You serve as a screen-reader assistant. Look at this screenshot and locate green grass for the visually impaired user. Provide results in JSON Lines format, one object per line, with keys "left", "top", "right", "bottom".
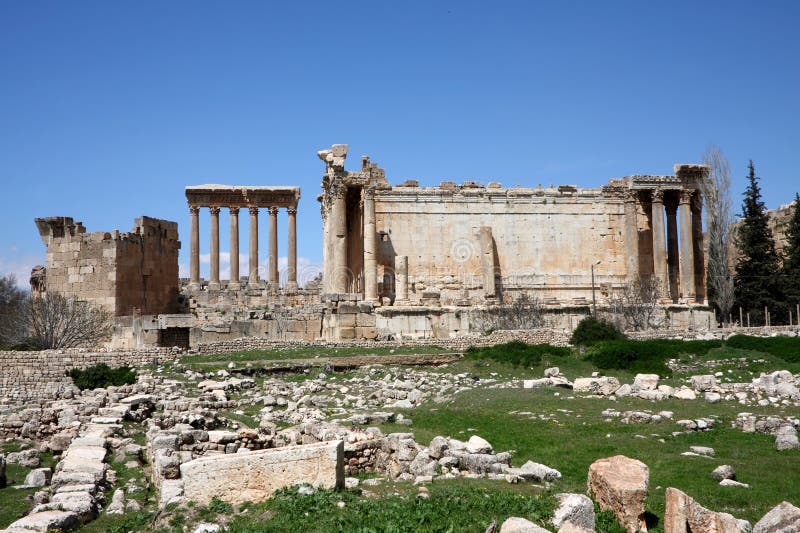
{"left": 378, "top": 385, "right": 798, "bottom": 526}
{"left": 224, "top": 481, "right": 554, "bottom": 532}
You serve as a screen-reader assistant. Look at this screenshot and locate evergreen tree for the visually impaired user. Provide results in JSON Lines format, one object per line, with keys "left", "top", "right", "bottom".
{"left": 733, "top": 161, "right": 784, "bottom": 325}
{"left": 780, "top": 193, "right": 800, "bottom": 310}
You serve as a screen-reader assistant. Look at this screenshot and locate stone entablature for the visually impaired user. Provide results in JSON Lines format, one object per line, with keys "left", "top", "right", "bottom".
{"left": 185, "top": 185, "right": 301, "bottom": 294}
{"left": 317, "top": 144, "right": 708, "bottom": 309}
{"left": 34, "top": 216, "right": 180, "bottom": 316}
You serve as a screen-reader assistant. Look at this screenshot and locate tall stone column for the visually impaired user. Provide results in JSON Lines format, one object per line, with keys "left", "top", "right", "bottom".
{"left": 286, "top": 206, "right": 298, "bottom": 294}
{"left": 651, "top": 190, "right": 668, "bottom": 299}
{"left": 666, "top": 198, "right": 679, "bottom": 302}
{"left": 248, "top": 206, "right": 259, "bottom": 288}
{"left": 395, "top": 255, "right": 409, "bottom": 305}
{"left": 330, "top": 184, "right": 348, "bottom": 293}
{"left": 229, "top": 207, "right": 240, "bottom": 290}
{"left": 623, "top": 190, "right": 640, "bottom": 279}
{"left": 268, "top": 206, "right": 279, "bottom": 293}
{"left": 208, "top": 206, "right": 220, "bottom": 290}
{"left": 363, "top": 189, "right": 378, "bottom": 303}
{"left": 678, "top": 190, "right": 696, "bottom": 303}
{"left": 189, "top": 205, "right": 200, "bottom": 289}
{"left": 691, "top": 193, "right": 705, "bottom": 304}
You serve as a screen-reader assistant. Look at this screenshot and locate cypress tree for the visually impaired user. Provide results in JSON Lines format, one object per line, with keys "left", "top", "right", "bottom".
{"left": 733, "top": 161, "right": 783, "bottom": 325}
{"left": 780, "top": 193, "right": 800, "bottom": 310}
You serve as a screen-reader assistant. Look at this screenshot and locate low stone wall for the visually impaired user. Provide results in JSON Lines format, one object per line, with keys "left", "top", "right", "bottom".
{"left": 0, "top": 349, "right": 179, "bottom": 407}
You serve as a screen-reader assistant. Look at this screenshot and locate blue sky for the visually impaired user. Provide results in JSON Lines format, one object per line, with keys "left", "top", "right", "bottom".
{"left": 1, "top": 1, "right": 798, "bottom": 286}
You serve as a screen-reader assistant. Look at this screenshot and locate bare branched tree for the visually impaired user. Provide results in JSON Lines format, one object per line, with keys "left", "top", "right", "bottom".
{"left": 28, "top": 293, "right": 113, "bottom": 349}
{"left": 607, "top": 275, "right": 662, "bottom": 331}
{"left": 701, "top": 145, "right": 735, "bottom": 324}
{"left": 470, "top": 293, "right": 544, "bottom": 333}
{"left": 0, "top": 274, "right": 28, "bottom": 345}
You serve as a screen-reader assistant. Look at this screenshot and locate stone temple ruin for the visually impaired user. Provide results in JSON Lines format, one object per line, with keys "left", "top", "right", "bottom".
{"left": 32, "top": 145, "right": 715, "bottom": 347}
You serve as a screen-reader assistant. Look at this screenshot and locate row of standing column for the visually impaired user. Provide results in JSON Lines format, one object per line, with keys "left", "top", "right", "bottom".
{"left": 188, "top": 205, "right": 297, "bottom": 292}
{"left": 648, "top": 189, "right": 700, "bottom": 303}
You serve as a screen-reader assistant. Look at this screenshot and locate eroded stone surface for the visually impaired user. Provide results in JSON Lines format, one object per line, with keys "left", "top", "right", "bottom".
{"left": 587, "top": 455, "right": 649, "bottom": 533}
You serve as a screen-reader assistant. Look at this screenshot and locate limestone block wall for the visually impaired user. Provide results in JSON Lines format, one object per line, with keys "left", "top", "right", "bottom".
{"left": 0, "top": 349, "right": 179, "bottom": 407}
{"left": 36, "top": 216, "right": 180, "bottom": 316}
{"left": 374, "top": 186, "right": 628, "bottom": 306}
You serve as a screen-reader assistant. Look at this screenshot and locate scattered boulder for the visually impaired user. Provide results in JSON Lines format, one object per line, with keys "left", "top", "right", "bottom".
{"left": 775, "top": 425, "right": 799, "bottom": 451}
{"left": 711, "top": 465, "right": 735, "bottom": 482}
{"left": 467, "top": 435, "right": 493, "bottom": 454}
{"left": 24, "top": 467, "right": 53, "bottom": 488}
{"left": 753, "top": 501, "right": 800, "bottom": 533}
{"left": 514, "top": 461, "right": 562, "bottom": 482}
{"left": 691, "top": 375, "right": 718, "bottom": 392}
{"left": 587, "top": 455, "right": 649, "bottom": 533}
{"left": 499, "top": 516, "right": 551, "bottom": 533}
{"left": 573, "top": 377, "right": 621, "bottom": 396}
{"left": 552, "top": 493, "right": 594, "bottom": 531}
{"left": 633, "top": 374, "right": 659, "bottom": 391}
{"left": 664, "top": 487, "right": 751, "bottom": 533}
{"left": 674, "top": 388, "right": 697, "bottom": 400}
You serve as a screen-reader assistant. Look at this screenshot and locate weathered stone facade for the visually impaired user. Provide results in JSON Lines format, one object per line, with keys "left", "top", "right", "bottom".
{"left": 34, "top": 216, "right": 180, "bottom": 316}
{"left": 317, "top": 144, "right": 708, "bottom": 307}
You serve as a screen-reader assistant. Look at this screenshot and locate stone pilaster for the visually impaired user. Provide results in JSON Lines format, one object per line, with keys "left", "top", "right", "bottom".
{"left": 229, "top": 207, "right": 240, "bottom": 290}
{"left": 650, "top": 190, "right": 669, "bottom": 300}
{"left": 678, "top": 190, "right": 696, "bottom": 303}
{"left": 208, "top": 206, "right": 220, "bottom": 290}
{"left": 395, "top": 255, "right": 409, "bottom": 305}
{"left": 268, "top": 206, "right": 279, "bottom": 293}
{"left": 189, "top": 205, "right": 200, "bottom": 289}
{"left": 286, "top": 206, "right": 298, "bottom": 294}
{"left": 248, "top": 206, "right": 259, "bottom": 288}
{"left": 363, "top": 189, "right": 378, "bottom": 303}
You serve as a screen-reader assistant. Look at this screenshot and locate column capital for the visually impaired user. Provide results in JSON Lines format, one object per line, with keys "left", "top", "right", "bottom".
{"left": 679, "top": 189, "right": 695, "bottom": 204}
{"left": 209, "top": 206, "right": 221, "bottom": 216}
{"left": 229, "top": 206, "right": 240, "bottom": 215}
{"left": 249, "top": 206, "right": 259, "bottom": 216}
{"left": 189, "top": 205, "right": 200, "bottom": 215}
{"left": 268, "top": 206, "right": 279, "bottom": 216}
{"left": 287, "top": 206, "right": 297, "bottom": 215}
{"left": 624, "top": 190, "right": 639, "bottom": 203}
{"left": 651, "top": 189, "right": 665, "bottom": 203}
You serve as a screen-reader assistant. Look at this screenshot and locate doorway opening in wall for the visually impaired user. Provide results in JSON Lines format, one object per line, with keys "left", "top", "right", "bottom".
{"left": 158, "top": 327, "right": 190, "bottom": 350}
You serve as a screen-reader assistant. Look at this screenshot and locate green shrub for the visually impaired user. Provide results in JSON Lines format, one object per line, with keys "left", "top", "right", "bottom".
{"left": 586, "top": 339, "right": 721, "bottom": 376}
{"left": 465, "top": 341, "right": 571, "bottom": 367}
{"left": 0, "top": 337, "right": 42, "bottom": 351}
{"left": 726, "top": 335, "right": 800, "bottom": 362}
{"left": 67, "top": 363, "right": 136, "bottom": 390}
{"left": 570, "top": 317, "right": 626, "bottom": 345}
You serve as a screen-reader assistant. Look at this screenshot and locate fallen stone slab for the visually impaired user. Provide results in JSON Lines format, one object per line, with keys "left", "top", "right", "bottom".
{"left": 552, "top": 493, "right": 595, "bottom": 531}
{"left": 3, "top": 510, "right": 80, "bottom": 532}
{"left": 664, "top": 487, "right": 750, "bottom": 533}
{"left": 181, "top": 440, "right": 344, "bottom": 506}
{"left": 588, "top": 455, "right": 649, "bottom": 533}
{"left": 753, "top": 501, "right": 800, "bottom": 533}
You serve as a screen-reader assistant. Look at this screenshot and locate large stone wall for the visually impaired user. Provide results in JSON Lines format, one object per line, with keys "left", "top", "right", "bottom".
{"left": 317, "top": 145, "right": 708, "bottom": 315}
{"left": 0, "top": 349, "right": 179, "bottom": 407}
{"left": 35, "top": 215, "right": 180, "bottom": 316}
